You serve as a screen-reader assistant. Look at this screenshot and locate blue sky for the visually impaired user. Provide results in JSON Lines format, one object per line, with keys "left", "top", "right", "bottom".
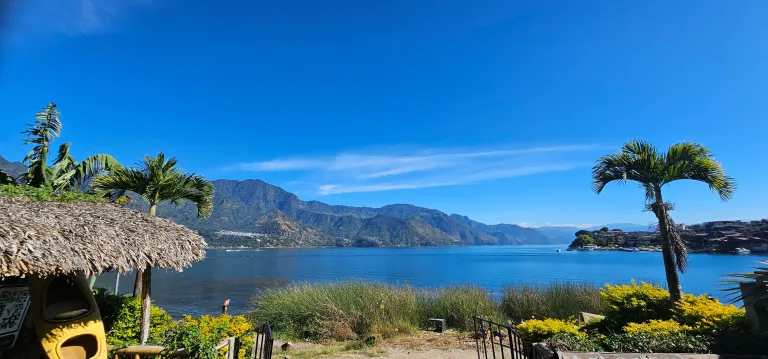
{"left": 1, "top": 0, "right": 767, "bottom": 227}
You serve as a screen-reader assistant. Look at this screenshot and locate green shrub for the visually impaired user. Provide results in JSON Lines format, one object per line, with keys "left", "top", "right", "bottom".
{"left": 250, "top": 281, "right": 420, "bottom": 340}
{"left": 103, "top": 295, "right": 176, "bottom": 348}
{"left": 545, "top": 332, "right": 602, "bottom": 352}
{"left": 419, "top": 285, "right": 501, "bottom": 331}
{"left": 501, "top": 282, "right": 603, "bottom": 321}
{"left": 93, "top": 288, "right": 126, "bottom": 332}
{"left": 600, "top": 282, "right": 672, "bottom": 331}
{"left": 0, "top": 184, "right": 104, "bottom": 202}
{"left": 515, "top": 319, "right": 583, "bottom": 343}
{"left": 602, "top": 332, "right": 711, "bottom": 353}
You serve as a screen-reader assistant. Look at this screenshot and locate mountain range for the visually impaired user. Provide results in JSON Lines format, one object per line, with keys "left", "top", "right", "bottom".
{"left": 0, "top": 155, "right": 27, "bottom": 178}
{"left": 0, "top": 154, "right": 649, "bottom": 248}
{"left": 141, "top": 179, "right": 551, "bottom": 247}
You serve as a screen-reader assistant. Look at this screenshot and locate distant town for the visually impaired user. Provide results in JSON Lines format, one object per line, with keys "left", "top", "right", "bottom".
{"left": 568, "top": 219, "right": 768, "bottom": 254}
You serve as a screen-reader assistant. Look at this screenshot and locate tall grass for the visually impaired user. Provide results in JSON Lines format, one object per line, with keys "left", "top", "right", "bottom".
{"left": 250, "top": 281, "right": 603, "bottom": 341}
{"left": 501, "top": 282, "right": 604, "bottom": 322}
{"left": 249, "top": 281, "right": 500, "bottom": 340}
{"left": 250, "top": 282, "right": 420, "bottom": 340}
{"left": 419, "top": 285, "right": 502, "bottom": 331}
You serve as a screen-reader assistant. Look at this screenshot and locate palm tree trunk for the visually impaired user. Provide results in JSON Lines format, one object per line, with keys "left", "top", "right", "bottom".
{"left": 139, "top": 265, "right": 152, "bottom": 345}
{"left": 653, "top": 188, "right": 683, "bottom": 302}
{"left": 139, "top": 203, "right": 158, "bottom": 345}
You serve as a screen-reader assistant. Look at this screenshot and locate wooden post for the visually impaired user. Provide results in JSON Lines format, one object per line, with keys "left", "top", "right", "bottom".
{"left": 114, "top": 272, "right": 120, "bottom": 295}
{"left": 222, "top": 298, "right": 230, "bottom": 315}
{"left": 226, "top": 337, "right": 236, "bottom": 359}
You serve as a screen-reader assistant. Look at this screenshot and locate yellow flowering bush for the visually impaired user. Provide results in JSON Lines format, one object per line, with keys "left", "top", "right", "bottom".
{"left": 600, "top": 282, "right": 672, "bottom": 330}
{"left": 674, "top": 294, "right": 746, "bottom": 333}
{"left": 623, "top": 319, "right": 691, "bottom": 335}
{"left": 516, "top": 319, "right": 583, "bottom": 343}
{"left": 173, "top": 314, "right": 254, "bottom": 359}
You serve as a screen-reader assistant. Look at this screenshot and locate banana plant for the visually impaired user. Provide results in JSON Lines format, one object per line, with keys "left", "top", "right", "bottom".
{"left": 20, "top": 102, "right": 121, "bottom": 190}
{"left": 51, "top": 142, "right": 121, "bottom": 191}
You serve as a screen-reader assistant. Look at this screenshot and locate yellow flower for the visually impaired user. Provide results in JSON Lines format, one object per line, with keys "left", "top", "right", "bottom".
{"left": 624, "top": 319, "right": 691, "bottom": 335}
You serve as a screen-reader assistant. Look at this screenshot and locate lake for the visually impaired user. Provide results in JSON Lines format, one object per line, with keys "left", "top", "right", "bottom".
{"left": 95, "top": 245, "right": 768, "bottom": 317}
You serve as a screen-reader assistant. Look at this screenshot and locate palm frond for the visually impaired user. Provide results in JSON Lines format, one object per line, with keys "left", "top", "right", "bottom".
{"left": 92, "top": 152, "right": 213, "bottom": 218}
{"left": 592, "top": 139, "right": 663, "bottom": 198}
{"left": 723, "top": 260, "right": 768, "bottom": 306}
{"left": 664, "top": 142, "right": 736, "bottom": 201}
{"left": 664, "top": 210, "right": 689, "bottom": 272}
{"left": 91, "top": 166, "right": 152, "bottom": 204}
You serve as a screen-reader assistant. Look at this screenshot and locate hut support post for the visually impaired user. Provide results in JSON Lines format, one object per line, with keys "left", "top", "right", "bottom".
{"left": 114, "top": 272, "right": 120, "bottom": 295}
{"left": 139, "top": 265, "right": 152, "bottom": 345}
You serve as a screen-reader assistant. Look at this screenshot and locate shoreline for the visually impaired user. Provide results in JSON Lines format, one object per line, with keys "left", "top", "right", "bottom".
{"left": 208, "top": 245, "right": 768, "bottom": 255}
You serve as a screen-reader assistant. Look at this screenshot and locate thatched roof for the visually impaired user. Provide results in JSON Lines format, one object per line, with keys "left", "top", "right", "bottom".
{"left": 0, "top": 196, "right": 207, "bottom": 277}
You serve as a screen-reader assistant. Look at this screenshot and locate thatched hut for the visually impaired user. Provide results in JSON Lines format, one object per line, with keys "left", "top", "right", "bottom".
{"left": 0, "top": 195, "right": 206, "bottom": 359}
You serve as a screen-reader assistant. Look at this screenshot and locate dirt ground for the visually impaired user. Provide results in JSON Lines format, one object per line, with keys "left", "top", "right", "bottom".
{"left": 273, "top": 330, "right": 479, "bottom": 359}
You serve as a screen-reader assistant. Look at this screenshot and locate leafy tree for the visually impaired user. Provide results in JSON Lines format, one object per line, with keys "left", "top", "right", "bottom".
{"left": 92, "top": 152, "right": 213, "bottom": 344}
{"left": 570, "top": 234, "right": 595, "bottom": 248}
{"left": 575, "top": 229, "right": 591, "bottom": 237}
{"left": 592, "top": 139, "right": 735, "bottom": 302}
{"left": 22, "top": 102, "right": 61, "bottom": 187}
{"left": 600, "top": 227, "right": 609, "bottom": 232}
{"left": 20, "top": 102, "right": 121, "bottom": 190}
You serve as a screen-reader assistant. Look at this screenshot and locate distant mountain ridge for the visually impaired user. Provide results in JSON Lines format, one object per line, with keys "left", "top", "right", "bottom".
{"left": 0, "top": 155, "right": 27, "bottom": 178}
{"left": 143, "top": 179, "right": 549, "bottom": 248}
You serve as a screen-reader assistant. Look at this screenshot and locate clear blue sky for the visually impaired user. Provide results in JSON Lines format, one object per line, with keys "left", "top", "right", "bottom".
{"left": 1, "top": 0, "right": 767, "bottom": 227}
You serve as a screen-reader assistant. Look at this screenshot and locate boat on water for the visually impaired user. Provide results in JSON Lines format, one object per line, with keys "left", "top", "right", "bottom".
{"left": 732, "top": 247, "right": 751, "bottom": 255}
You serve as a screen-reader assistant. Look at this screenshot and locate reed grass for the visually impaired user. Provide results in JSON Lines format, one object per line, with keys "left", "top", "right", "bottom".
{"left": 500, "top": 282, "right": 604, "bottom": 322}
{"left": 249, "top": 281, "right": 500, "bottom": 340}
{"left": 250, "top": 281, "right": 603, "bottom": 341}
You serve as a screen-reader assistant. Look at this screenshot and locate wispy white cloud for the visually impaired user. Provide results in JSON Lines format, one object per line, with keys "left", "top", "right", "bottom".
{"left": 231, "top": 144, "right": 609, "bottom": 195}
{"left": 8, "top": 0, "right": 153, "bottom": 37}
{"left": 317, "top": 164, "right": 579, "bottom": 195}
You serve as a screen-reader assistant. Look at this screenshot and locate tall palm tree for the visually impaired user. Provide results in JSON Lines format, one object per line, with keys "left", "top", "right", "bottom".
{"left": 21, "top": 102, "right": 121, "bottom": 189}
{"left": 92, "top": 152, "right": 213, "bottom": 345}
{"left": 22, "top": 102, "right": 61, "bottom": 187}
{"left": 592, "top": 139, "right": 735, "bottom": 302}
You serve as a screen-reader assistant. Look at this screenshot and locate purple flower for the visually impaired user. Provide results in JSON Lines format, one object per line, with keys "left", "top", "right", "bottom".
{"left": 54, "top": 191, "right": 61, "bottom": 196}
{"left": 15, "top": 178, "right": 22, "bottom": 185}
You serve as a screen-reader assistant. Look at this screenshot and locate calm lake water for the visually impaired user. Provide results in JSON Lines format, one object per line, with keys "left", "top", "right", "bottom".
{"left": 95, "top": 245, "right": 768, "bottom": 317}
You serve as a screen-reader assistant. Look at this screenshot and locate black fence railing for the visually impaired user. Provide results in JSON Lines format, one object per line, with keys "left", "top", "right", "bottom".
{"left": 250, "top": 322, "right": 274, "bottom": 359}
{"left": 474, "top": 317, "right": 544, "bottom": 359}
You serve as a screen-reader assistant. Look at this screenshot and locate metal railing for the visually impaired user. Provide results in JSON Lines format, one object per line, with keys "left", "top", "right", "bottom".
{"left": 251, "top": 323, "right": 274, "bottom": 359}
{"left": 474, "top": 317, "right": 543, "bottom": 359}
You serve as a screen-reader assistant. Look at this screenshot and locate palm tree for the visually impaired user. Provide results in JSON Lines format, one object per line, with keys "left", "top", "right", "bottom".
{"left": 92, "top": 152, "right": 213, "bottom": 345}
{"left": 21, "top": 102, "right": 121, "bottom": 189}
{"left": 592, "top": 139, "right": 735, "bottom": 302}
{"left": 22, "top": 102, "right": 61, "bottom": 187}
